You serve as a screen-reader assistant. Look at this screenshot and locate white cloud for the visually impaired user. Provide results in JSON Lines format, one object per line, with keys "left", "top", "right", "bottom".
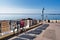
{"left": 45, "top": 10, "right": 60, "bottom": 13}
{"left": 0, "top": 7, "right": 41, "bottom": 14}
{"left": 0, "top": 7, "right": 60, "bottom": 14}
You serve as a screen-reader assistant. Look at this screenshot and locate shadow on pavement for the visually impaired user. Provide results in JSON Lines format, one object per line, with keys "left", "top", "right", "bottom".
{"left": 13, "top": 24, "right": 49, "bottom": 40}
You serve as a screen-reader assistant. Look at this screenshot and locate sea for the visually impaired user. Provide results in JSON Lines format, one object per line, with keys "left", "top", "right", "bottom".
{"left": 0, "top": 13, "right": 60, "bottom": 20}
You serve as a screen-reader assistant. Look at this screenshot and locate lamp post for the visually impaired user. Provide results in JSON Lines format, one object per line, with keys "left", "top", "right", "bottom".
{"left": 42, "top": 8, "right": 45, "bottom": 23}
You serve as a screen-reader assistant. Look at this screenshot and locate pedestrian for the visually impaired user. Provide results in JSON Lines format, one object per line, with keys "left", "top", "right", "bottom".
{"left": 13, "top": 26, "right": 16, "bottom": 35}
{"left": 20, "top": 20, "right": 25, "bottom": 31}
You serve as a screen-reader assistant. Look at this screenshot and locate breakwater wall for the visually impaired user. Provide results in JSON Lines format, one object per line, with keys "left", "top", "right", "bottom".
{"left": 46, "top": 20, "right": 60, "bottom": 23}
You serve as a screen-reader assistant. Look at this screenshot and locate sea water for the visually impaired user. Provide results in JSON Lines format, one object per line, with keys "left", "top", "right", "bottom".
{"left": 0, "top": 13, "right": 60, "bottom": 20}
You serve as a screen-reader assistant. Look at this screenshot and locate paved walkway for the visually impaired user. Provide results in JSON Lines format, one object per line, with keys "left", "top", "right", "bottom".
{"left": 8, "top": 24, "right": 49, "bottom": 40}
{"left": 34, "top": 23, "right": 60, "bottom": 40}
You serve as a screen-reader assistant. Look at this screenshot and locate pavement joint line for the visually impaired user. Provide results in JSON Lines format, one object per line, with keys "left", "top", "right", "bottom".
{"left": 26, "top": 34, "right": 37, "bottom": 36}
{"left": 24, "top": 34, "right": 37, "bottom": 37}
{"left": 8, "top": 36, "right": 29, "bottom": 40}
{"left": 8, "top": 36, "right": 18, "bottom": 40}
{"left": 17, "top": 37, "right": 29, "bottom": 40}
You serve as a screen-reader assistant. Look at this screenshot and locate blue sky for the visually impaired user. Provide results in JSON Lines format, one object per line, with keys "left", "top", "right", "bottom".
{"left": 0, "top": 0, "right": 60, "bottom": 13}
{"left": 0, "top": 0, "right": 60, "bottom": 20}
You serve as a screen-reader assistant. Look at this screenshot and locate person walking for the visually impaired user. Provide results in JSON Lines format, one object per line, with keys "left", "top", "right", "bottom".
{"left": 13, "top": 26, "right": 17, "bottom": 35}
{"left": 20, "top": 20, "right": 26, "bottom": 32}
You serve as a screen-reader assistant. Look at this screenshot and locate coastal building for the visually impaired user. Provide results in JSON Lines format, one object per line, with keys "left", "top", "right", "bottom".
{"left": 22, "top": 18, "right": 33, "bottom": 28}
{"left": 0, "top": 20, "right": 10, "bottom": 35}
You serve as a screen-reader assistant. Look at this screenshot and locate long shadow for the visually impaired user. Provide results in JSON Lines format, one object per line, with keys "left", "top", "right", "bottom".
{"left": 27, "top": 30, "right": 42, "bottom": 35}
{"left": 16, "top": 24, "right": 49, "bottom": 40}
{"left": 36, "top": 24, "right": 49, "bottom": 30}
{"left": 27, "top": 24, "right": 49, "bottom": 35}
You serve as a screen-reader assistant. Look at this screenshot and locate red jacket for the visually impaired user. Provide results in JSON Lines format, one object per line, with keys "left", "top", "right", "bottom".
{"left": 20, "top": 20, "right": 25, "bottom": 28}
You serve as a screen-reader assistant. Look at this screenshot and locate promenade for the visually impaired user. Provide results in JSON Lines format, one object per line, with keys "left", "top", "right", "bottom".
{"left": 3, "top": 23, "right": 60, "bottom": 40}
{"left": 34, "top": 23, "right": 60, "bottom": 40}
